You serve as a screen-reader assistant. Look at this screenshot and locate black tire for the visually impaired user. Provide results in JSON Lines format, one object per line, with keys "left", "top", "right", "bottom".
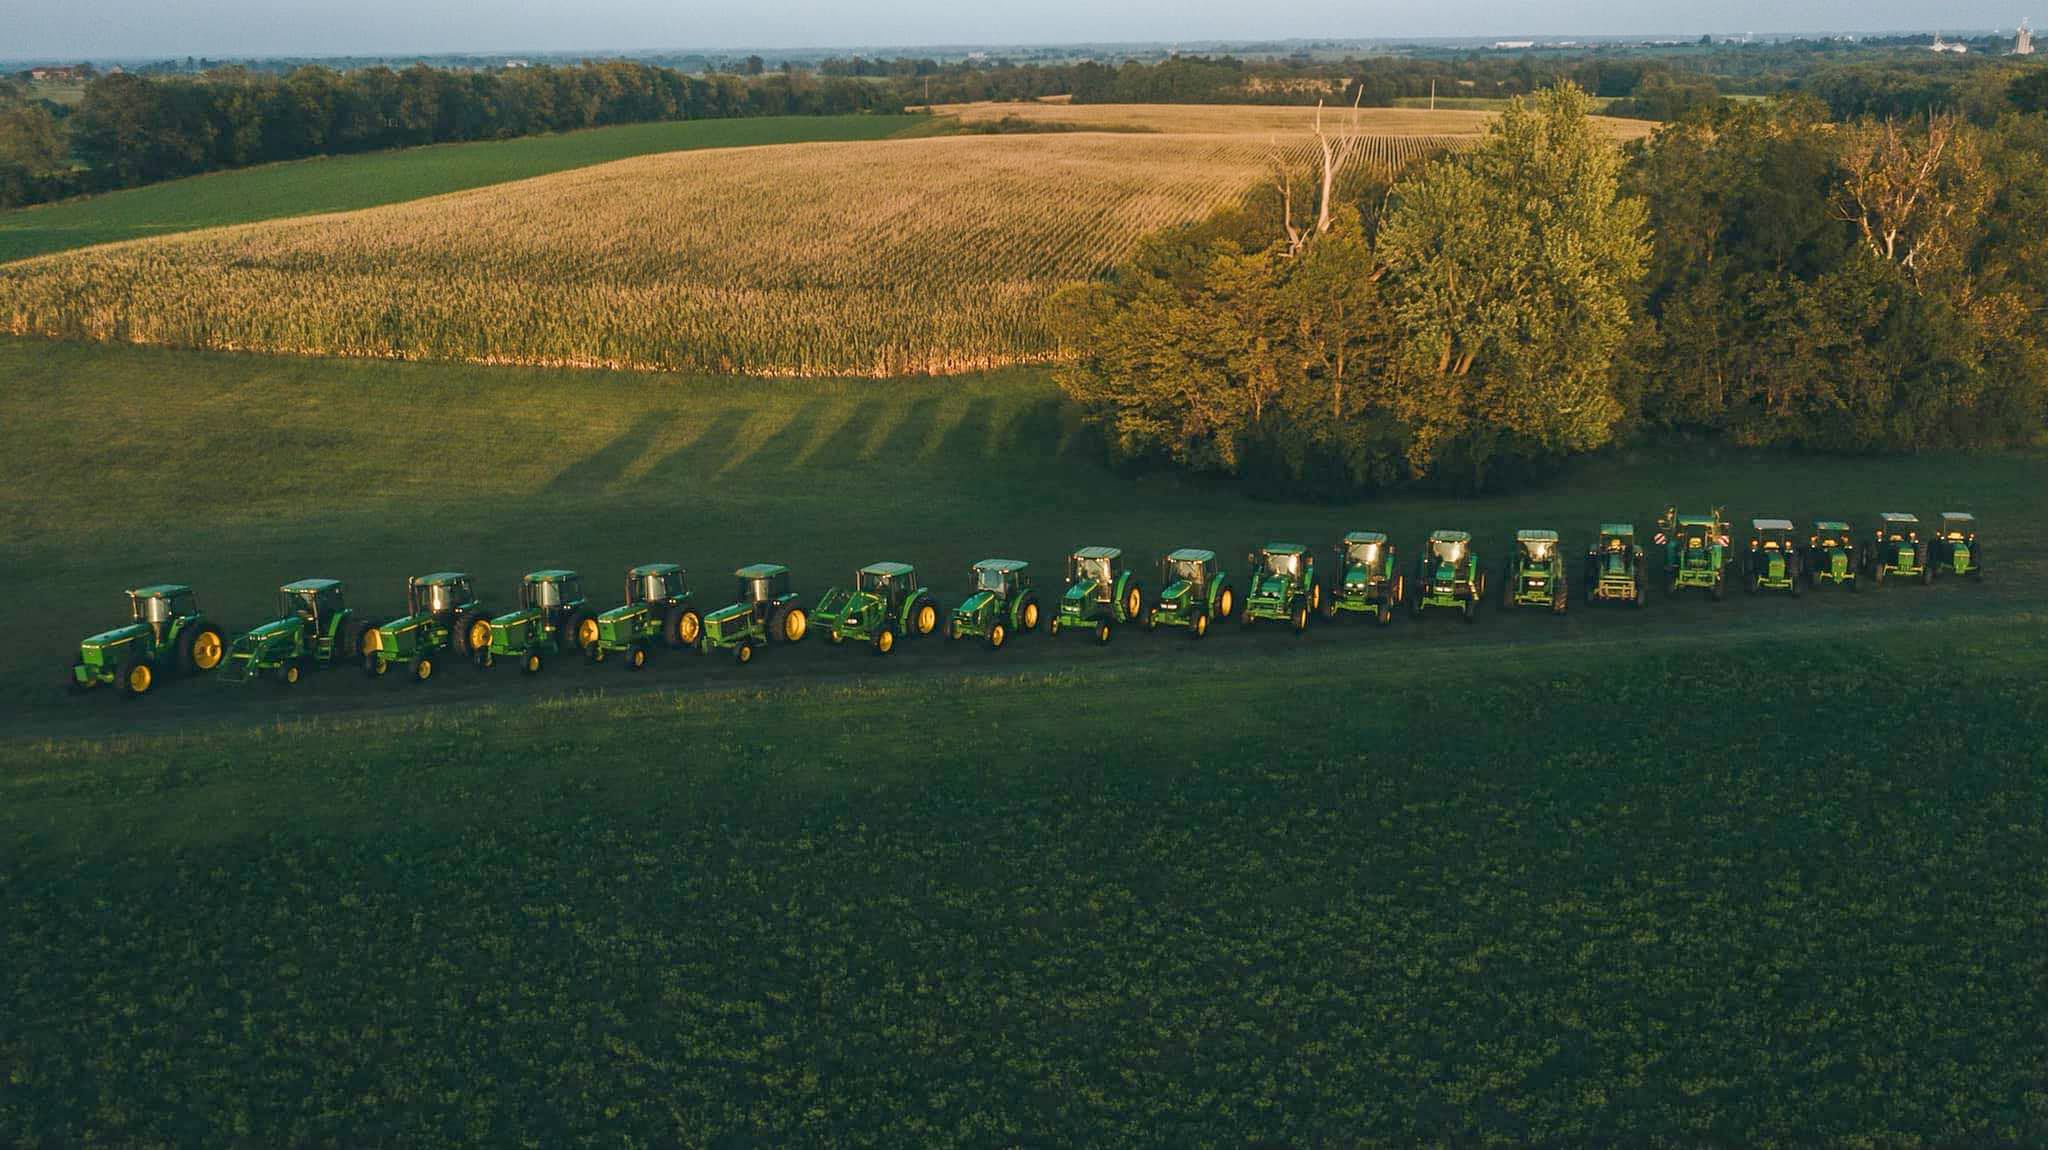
{"left": 474, "top": 648, "right": 495, "bottom": 670}
{"left": 1095, "top": 618, "right": 1113, "bottom": 645}
{"left": 340, "top": 615, "right": 378, "bottom": 663}
{"left": 625, "top": 643, "right": 649, "bottom": 672}
{"left": 736, "top": 641, "right": 755, "bottom": 665}
{"left": 454, "top": 611, "right": 489, "bottom": 655}
{"left": 118, "top": 653, "right": 153, "bottom": 698}
{"left": 1291, "top": 601, "right": 1308, "bottom": 635}
{"left": 1376, "top": 601, "right": 1392, "bottom": 627}
{"left": 523, "top": 650, "right": 545, "bottom": 675}
{"left": 1190, "top": 610, "right": 1208, "bottom": 640}
{"left": 176, "top": 622, "right": 227, "bottom": 676}
{"left": 363, "top": 651, "right": 388, "bottom": 678}
{"left": 1017, "top": 595, "right": 1040, "bottom": 633}
{"left": 1461, "top": 598, "right": 1477, "bottom": 624}
{"left": 873, "top": 625, "right": 897, "bottom": 656}
{"left": 1320, "top": 594, "right": 1339, "bottom": 620}
{"left": 563, "top": 610, "right": 597, "bottom": 655}
{"left": 663, "top": 605, "right": 701, "bottom": 650}
{"left": 275, "top": 659, "right": 304, "bottom": 687}
{"left": 1920, "top": 563, "right": 1933, "bottom": 586}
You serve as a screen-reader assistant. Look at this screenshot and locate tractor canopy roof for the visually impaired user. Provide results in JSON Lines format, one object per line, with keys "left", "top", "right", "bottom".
{"left": 523, "top": 568, "right": 578, "bottom": 584}
{"left": 1166, "top": 548, "right": 1215, "bottom": 563}
{"left": 1261, "top": 542, "right": 1308, "bottom": 556}
{"left": 1342, "top": 531, "right": 1388, "bottom": 545}
{"left": 1751, "top": 518, "right": 1795, "bottom": 533}
{"left": 629, "top": 562, "right": 683, "bottom": 577}
{"left": 1814, "top": 520, "right": 1851, "bottom": 533}
{"left": 129, "top": 583, "right": 192, "bottom": 599}
{"left": 1879, "top": 512, "right": 1919, "bottom": 524}
{"left": 280, "top": 578, "right": 343, "bottom": 593}
{"left": 1940, "top": 512, "right": 1975, "bottom": 526}
{"left": 734, "top": 563, "right": 788, "bottom": 579}
{"left": 1515, "top": 529, "right": 1559, "bottom": 543}
{"left": 1428, "top": 530, "right": 1470, "bottom": 544}
{"left": 1598, "top": 523, "right": 1635, "bottom": 538}
{"left": 860, "top": 561, "right": 916, "bottom": 578}
{"left": 413, "top": 571, "right": 471, "bottom": 586}
{"left": 973, "top": 558, "right": 1030, "bottom": 573}
{"left": 1071, "top": 546, "right": 1122, "bottom": 561}
{"left": 1676, "top": 514, "right": 1719, "bottom": 527}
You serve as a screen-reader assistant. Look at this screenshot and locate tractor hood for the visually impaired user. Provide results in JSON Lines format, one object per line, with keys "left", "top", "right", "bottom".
{"left": 1343, "top": 564, "right": 1373, "bottom": 587}
{"left": 81, "top": 622, "right": 149, "bottom": 650}
{"left": 598, "top": 601, "right": 646, "bottom": 624}
{"left": 241, "top": 616, "right": 304, "bottom": 643}
{"left": 1062, "top": 581, "right": 1099, "bottom": 606}
{"left": 704, "top": 602, "right": 751, "bottom": 626}
{"left": 955, "top": 590, "right": 996, "bottom": 619}
{"left": 1252, "top": 574, "right": 1291, "bottom": 599}
{"left": 1158, "top": 579, "right": 1193, "bottom": 606}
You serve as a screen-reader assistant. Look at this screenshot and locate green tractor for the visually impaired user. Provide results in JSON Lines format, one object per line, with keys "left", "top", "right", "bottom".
{"left": 1866, "top": 512, "right": 1932, "bottom": 587}
{"left": 588, "top": 563, "right": 703, "bottom": 667}
{"left": 1323, "top": 532, "right": 1403, "bottom": 625}
{"left": 1411, "top": 531, "right": 1486, "bottom": 622}
{"left": 68, "top": 584, "right": 229, "bottom": 698}
{"left": 1803, "top": 521, "right": 1860, "bottom": 592}
{"left": 361, "top": 571, "right": 490, "bottom": 682}
{"left": 948, "top": 559, "right": 1040, "bottom": 649}
{"left": 1049, "top": 547, "right": 1145, "bottom": 644}
{"left": 475, "top": 570, "right": 601, "bottom": 673}
{"left": 1583, "top": 524, "right": 1649, "bottom": 607}
{"left": 1502, "top": 529, "right": 1569, "bottom": 613}
{"left": 814, "top": 562, "right": 938, "bottom": 655}
{"left": 699, "top": 564, "right": 808, "bottom": 664}
{"left": 1929, "top": 512, "right": 1984, "bottom": 581}
{"left": 1239, "top": 542, "right": 1319, "bottom": 633}
{"left": 1742, "top": 519, "right": 1804, "bottom": 596}
{"left": 1655, "top": 506, "right": 1733, "bottom": 599}
{"left": 222, "top": 579, "right": 379, "bottom": 686}
{"left": 1144, "top": 549, "right": 1235, "bottom": 639}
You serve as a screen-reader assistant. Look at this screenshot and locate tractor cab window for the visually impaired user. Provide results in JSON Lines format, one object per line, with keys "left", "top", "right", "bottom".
{"left": 420, "top": 582, "right": 465, "bottom": 614}
{"left": 858, "top": 570, "right": 896, "bottom": 596}
{"left": 1605, "top": 536, "right": 1628, "bottom": 552}
{"left": 975, "top": 567, "right": 1010, "bottom": 594}
{"left": 1521, "top": 539, "right": 1554, "bottom": 561}
{"left": 1429, "top": 539, "right": 1465, "bottom": 564}
{"left": 1170, "top": 558, "right": 1207, "bottom": 585}
{"left": 136, "top": 595, "right": 173, "bottom": 626}
{"left": 1345, "top": 541, "right": 1381, "bottom": 567}
{"left": 641, "top": 573, "right": 677, "bottom": 603}
{"left": 281, "top": 591, "right": 318, "bottom": 620}
{"left": 1069, "top": 556, "right": 1111, "bottom": 586}
{"left": 1262, "top": 552, "right": 1299, "bottom": 577}
{"left": 743, "top": 576, "right": 771, "bottom": 605}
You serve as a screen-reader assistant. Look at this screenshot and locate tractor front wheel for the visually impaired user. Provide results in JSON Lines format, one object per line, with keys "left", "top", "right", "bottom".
{"left": 1460, "top": 598, "right": 1477, "bottom": 624}
{"left": 1192, "top": 611, "right": 1209, "bottom": 639}
{"left": 1920, "top": 563, "right": 1934, "bottom": 586}
{"left": 276, "top": 659, "right": 303, "bottom": 686}
{"left": 1711, "top": 575, "right": 1726, "bottom": 601}
{"left": 1291, "top": 602, "right": 1308, "bottom": 634}
{"left": 121, "top": 657, "right": 154, "bottom": 698}
{"left": 411, "top": 656, "right": 434, "bottom": 682}
{"left": 474, "top": 649, "right": 495, "bottom": 670}
{"left": 736, "top": 641, "right": 755, "bottom": 665}
{"left": 626, "top": 645, "right": 649, "bottom": 671}
{"left": 364, "top": 653, "right": 389, "bottom": 678}
{"left": 1321, "top": 593, "right": 1339, "bottom": 620}
{"left": 524, "top": 651, "right": 544, "bottom": 674}
{"left": 1552, "top": 592, "right": 1568, "bottom": 616}
{"left": 1095, "top": 619, "right": 1113, "bottom": 645}
{"left": 1873, "top": 565, "right": 1886, "bottom": 588}
{"left": 988, "top": 623, "right": 1007, "bottom": 650}
{"left": 1377, "top": 601, "right": 1392, "bottom": 627}
{"left": 874, "top": 626, "right": 897, "bottom": 655}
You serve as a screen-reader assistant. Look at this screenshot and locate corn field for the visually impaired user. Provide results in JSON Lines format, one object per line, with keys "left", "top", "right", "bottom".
{"left": 0, "top": 123, "right": 1479, "bottom": 377}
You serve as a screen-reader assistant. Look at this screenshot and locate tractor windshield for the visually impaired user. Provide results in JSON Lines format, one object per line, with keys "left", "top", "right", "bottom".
{"left": 420, "top": 582, "right": 465, "bottom": 613}
{"left": 975, "top": 567, "right": 1010, "bottom": 594}
{"left": 527, "top": 581, "right": 562, "bottom": 609}
{"left": 1521, "top": 539, "right": 1553, "bottom": 561}
{"left": 1345, "top": 541, "right": 1381, "bottom": 567}
{"left": 1603, "top": 535, "right": 1630, "bottom": 552}
{"left": 1069, "top": 556, "right": 1111, "bottom": 586}
{"left": 640, "top": 573, "right": 675, "bottom": 603}
{"left": 1170, "top": 558, "right": 1207, "bottom": 585}
{"left": 137, "top": 595, "right": 172, "bottom": 625}
{"left": 1430, "top": 539, "right": 1465, "bottom": 564}
{"left": 858, "top": 570, "right": 896, "bottom": 596}
{"left": 279, "top": 591, "right": 318, "bottom": 620}
{"left": 1262, "top": 552, "right": 1300, "bottom": 577}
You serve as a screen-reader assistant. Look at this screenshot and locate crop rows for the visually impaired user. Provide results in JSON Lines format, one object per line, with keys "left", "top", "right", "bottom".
{"left": 0, "top": 130, "right": 1466, "bottom": 377}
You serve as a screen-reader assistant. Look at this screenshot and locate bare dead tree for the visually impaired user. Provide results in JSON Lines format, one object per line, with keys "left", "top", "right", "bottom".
{"left": 1831, "top": 115, "right": 1977, "bottom": 276}
{"left": 1269, "top": 88, "right": 1368, "bottom": 256}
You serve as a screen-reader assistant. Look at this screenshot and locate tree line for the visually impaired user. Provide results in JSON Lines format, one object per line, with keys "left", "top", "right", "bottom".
{"left": 1055, "top": 86, "right": 2048, "bottom": 493}
{"left": 0, "top": 62, "right": 907, "bottom": 208}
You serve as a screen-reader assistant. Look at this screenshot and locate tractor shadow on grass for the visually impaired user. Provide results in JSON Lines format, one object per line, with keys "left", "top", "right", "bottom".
{"left": 542, "top": 410, "right": 672, "bottom": 497}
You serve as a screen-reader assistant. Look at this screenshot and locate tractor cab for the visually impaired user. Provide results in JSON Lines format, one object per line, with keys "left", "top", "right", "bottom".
{"left": 1594, "top": 524, "right": 1636, "bottom": 564}
{"left": 130, "top": 584, "right": 197, "bottom": 639}
{"left": 1875, "top": 512, "right": 1920, "bottom": 544}
{"left": 1806, "top": 520, "right": 1859, "bottom": 590}
{"left": 1256, "top": 544, "right": 1308, "bottom": 580}
{"left": 1506, "top": 530, "right": 1567, "bottom": 612}
{"left": 520, "top": 569, "right": 583, "bottom": 613}
{"left": 1584, "top": 524, "right": 1647, "bottom": 606}
{"left": 1744, "top": 519, "right": 1802, "bottom": 595}
{"left": 973, "top": 559, "right": 1029, "bottom": 597}
{"left": 1341, "top": 532, "right": 1387, "bottom": 573}
{"left": 1515, "top": 530, "right": 1557, "bottom": 563}
{"left": 408, "top": 572, "right": 477, "bottom": 618}
{"left": 627, "top": 563, "right": 689, "bottom": 606}
{"left": 1066, "top": 547, "right": 1121, "bottom": 601}
{"left": 278, "top": 578, "right": 345, "bottom": 627}
{"left": 856, "top": 562, "right": 918, "bottom": 613}
{"left": 1932, "top": 512, "right": 1981, "bottom": 580}
{"left": 1160, "top": 548, "right": 1215, "bottom": 597}
{"left": 1811, "top": 520, "right": 1855, "bottom": 550}
{"left": 1939, "top": 512, "right": 1976, "bottom": 542}
{"left": 738, "top": 564, "right": 794, "bottom": 617}
{"left": 1426, "top": 531, "right": 1468, "bottom": 575}
{"left": 1869, "top": 512, "right": 1928, "bottom": 585}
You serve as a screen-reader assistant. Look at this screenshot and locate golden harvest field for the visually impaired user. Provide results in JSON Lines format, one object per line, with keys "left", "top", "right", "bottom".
{"left": 0, "top": 105, "right": 1640, "bottom": 376}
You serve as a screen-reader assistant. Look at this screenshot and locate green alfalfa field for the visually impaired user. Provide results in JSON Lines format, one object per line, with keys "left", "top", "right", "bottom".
{"left": 3, "top": 336, "right": 2046, "bottom": 1144}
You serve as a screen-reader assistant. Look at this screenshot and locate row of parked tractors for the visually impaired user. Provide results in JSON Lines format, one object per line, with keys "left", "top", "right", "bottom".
{"left": 67, "top": 509, "right": 1985, "bottom": 697}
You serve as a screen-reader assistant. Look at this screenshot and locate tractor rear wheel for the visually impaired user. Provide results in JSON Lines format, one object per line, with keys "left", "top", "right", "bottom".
{"left": 178, "top": 623, "right": 226, "bottom": 675}
{"left": 1122, "top": 585, "right": 1142, "bottom": 623}
{"left": 562, "top": 611, "right": 596, "bottom": 656}
{"left": 340, "top": 616, "right": 376, "bottom": 663}
{"left": 988, "top": 623, "right": 1007, "bottom": 650}
{"left": 1217, "top": 587, "right": 1235, "bottom": 619}
{"left": 666, "top": 606, "right": 703, "bottom": 649}
{"left": 455, "top": 612, "right": 489, "bottom": 655}
{"left": 912, "top": 599, "right": 938, "bottom": 637}
{"left": 1020, "top": 597, "right": 1041, "bottom": 632}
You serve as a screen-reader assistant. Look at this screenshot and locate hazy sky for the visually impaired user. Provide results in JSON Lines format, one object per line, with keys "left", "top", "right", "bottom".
{"left": 3, "top": 0, "right": 2030, "bottom": 60}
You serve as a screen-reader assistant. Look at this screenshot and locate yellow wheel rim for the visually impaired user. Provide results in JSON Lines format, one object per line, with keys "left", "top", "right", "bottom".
{"left": 526, "top": 654, "right": 541, "bottom": 672}
{"left": 917, "top": 605, "right": 936, "bottom": 634}
{"left": 191, "top": 630, "right": 223, "bottom": 670}
{"left": 469, "top": 620, "right": 492, "bottom": 651}
{"left": 1125, "top": 589, "right": 1140, "bottom": 618}
{"left": 1219, "top": 590, "right": 1233, "bottom": 618}
{"left": 1312, "top": 585, "right": 1321, "bottom": 609}
{"left": 285, "top": 664, "right": 299, "bottom": 684}
{"left": 1098, "top": 623, "right": 1110, "bottom": 642}
{"left": 417, "top": 658, "right": 433, "bottom": 681}
{"left": 1023, "top": 603, "right": 1039, "bottom": 629}
{"left": 631, "top": 648, "right": 645, "bottom": 667}
{"left": 878, "top": 631, "right": 894, "bottom": 653}
{"left": 990, "top": 624, "right": 1006, "bottom": 648}
{"left": 1195, "top": 614, "right": 1208, "bottom": 636}
{"left": 363, "top": 629, "right": 383, "bottom": 653}
{"left": 785, "top": 610, "right": 807, "bottom": 642}
{"left": 128, "top": 663, "right": 152, "bottom": 692}
{"left": 738, "top": 644, "right": 753, "bottom": 663}
{"left": 577, "top": 618, "right": 599, "bottom": 646}
{"left": 681, "top": 614, "right": 702, "bottom": 644}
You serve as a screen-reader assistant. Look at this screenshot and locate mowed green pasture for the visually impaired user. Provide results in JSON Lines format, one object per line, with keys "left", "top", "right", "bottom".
{"left": 3, "top": 337, "right": 2046, "bottom": 1143}
{"left": 0, "top": 114, "right": 919, "bottom": 264}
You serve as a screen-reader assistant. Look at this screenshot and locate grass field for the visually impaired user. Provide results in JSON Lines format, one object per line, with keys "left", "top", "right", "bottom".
{"left": 0, "top": 104, "right": 1605, "bottom": 377}
{"left": 0, "top": 114, "right": 921, "bottom": 265}
{"left": 3, "top": 342, "right": 2045, "bottom": 1144}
